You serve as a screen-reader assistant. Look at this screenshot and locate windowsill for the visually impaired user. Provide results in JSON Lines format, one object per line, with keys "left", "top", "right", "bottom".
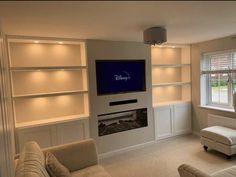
{"left": 199, "top": 105, "right": 235, "bottom": 113}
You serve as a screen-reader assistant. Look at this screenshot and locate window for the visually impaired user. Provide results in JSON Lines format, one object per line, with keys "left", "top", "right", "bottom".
{"left": 201, "top": 50, "right": 236, "bottom": 109}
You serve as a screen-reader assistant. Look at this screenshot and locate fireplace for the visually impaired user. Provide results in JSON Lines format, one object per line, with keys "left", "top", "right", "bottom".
{"left": 98, "top": 108, "right": 147, "bottom": 136}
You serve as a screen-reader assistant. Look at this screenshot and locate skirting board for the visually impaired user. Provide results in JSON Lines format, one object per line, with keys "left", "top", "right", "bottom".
{"left": 98, "top": 140, "right": 155, "bottom": 159}
{"left": 156, "top": 132, "right": 193, "bottom": 143}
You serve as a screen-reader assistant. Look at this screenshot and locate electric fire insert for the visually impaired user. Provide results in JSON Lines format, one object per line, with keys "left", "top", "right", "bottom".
{"left": 98, "top": 108, "right": 148, "bottom": 136}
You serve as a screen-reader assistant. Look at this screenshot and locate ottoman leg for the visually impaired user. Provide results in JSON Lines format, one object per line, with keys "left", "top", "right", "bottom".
{"left": 203, "top": 146, "right": 208, "bottom": 152}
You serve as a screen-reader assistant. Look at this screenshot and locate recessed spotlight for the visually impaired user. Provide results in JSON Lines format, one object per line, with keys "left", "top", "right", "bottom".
{"left": 58, "top": 41, "right": 63, "bottom": 44}
{"left": 34, "top": 41, "right": 39, "bottom": 43}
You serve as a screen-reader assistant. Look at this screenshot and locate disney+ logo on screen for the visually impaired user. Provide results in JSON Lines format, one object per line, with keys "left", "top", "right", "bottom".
{"left": 114, "top": 71, "right": 131, "bottom": 82}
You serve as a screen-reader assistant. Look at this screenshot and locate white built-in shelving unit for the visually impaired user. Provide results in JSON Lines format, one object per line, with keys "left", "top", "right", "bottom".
{"left": 152, "top": 45, "right": 192, "bottom": 140}
{"left": 8, "top": 36, "right": 90, "bottom": 151}
{"left": 152, "top": 45, "right": 191, "bottom": 106}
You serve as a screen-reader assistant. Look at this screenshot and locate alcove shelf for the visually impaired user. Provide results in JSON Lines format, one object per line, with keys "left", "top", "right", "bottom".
{"left": 151, "top": 45, "right": 191, "bottom": 105}
{"left": 153, "top": 100, "right": 191, "bottom": 107}
{"left": 152, "top": 81, "right": 191, "bottom": 87}
{"left": 13, "top": 90, "right": 88, "bottom": 98}
{"left": 8, "top": 37, "right": 89, "bottom": 128}
{"left": 152, "top": 64, "right": 190, "bottom": 68}
{"left": 10, "top": 66, "right": 87, "bottom": 71}
{"left": 15, "top": 114, "right": 89, "bottom": 129}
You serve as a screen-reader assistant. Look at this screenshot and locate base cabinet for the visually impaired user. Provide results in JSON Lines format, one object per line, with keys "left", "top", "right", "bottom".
{"left": 154, "top": 102, "right": 191, "bottom": 140}
{"left": 154, "top": 105, "right": 173, "bottom": 140}
{"left": 173, "top": 103, "right": 191, "bottom": 135}
{"left": 16, "top": 118, "right": 89, "bottom": 152}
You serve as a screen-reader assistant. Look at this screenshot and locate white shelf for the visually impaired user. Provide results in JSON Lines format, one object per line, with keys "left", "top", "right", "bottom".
{"left": 152, "top": 82, "right": 191, "bottom": 87}
{"left": 152, "top": 64, "right": 190, "bottom": 68}
{"left": 13, "top": 90, "right": 88, "bottom": 98}
{"left": 153, "top": 100, "right": 191, "bottom": 107}
{"left": 11, "top": 66, "right": 87, "bottom": 71}
{"left": 15, "top": 114, "right": 89, "bottom": 129}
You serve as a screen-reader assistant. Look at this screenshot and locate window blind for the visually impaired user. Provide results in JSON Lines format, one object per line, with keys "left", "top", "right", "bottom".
{"left": 201, "top": 51, "right": 236, "bottom": 74}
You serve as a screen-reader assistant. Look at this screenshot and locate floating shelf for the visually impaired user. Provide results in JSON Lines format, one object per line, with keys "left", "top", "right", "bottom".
{"left": 11, "top": 66, "right": 87, "bottom": 71}
{"left": 152, "top": 64, "right": 190, "bottom": 68}
{"left": 153, "top": 100, "right": 191, "bottom": 107}
{"left": 13, "top": 90, "right": 88, "bottom": 98}
{"left": 152, "top": 82, "right": 191, "bottom": 87}
{"left": 15, "top": 114, "right": 90, "bottom": 129}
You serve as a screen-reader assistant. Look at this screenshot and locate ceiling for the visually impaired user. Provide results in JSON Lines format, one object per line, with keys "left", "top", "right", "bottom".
{"left": 0, "top": 1, "right": 236, "bottom": 44}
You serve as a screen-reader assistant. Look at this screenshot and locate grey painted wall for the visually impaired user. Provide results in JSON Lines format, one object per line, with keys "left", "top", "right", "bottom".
{"left": 86, "top": 40, "right": 154, "bottom": 154}
{"left": 191, "top": 35, "right": 236, "bottom": 133}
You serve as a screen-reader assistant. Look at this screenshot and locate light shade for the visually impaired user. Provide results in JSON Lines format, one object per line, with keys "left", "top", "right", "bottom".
{"left": 143, "top": 27, "right": 167, "bottom": 45}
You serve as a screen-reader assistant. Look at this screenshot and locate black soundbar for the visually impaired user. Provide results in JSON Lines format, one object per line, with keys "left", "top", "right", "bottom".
{"left": 109, "top": 99, "right": 138, "bottom": 106}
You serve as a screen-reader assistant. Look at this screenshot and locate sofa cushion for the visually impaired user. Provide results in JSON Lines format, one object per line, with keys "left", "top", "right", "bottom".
{"left": 71, "top": 165, "right": 110, "bottom": 177}
{"left": 201, "top": 126, "right": 236, "bottom": 145}
{"left": 178, "top": 164, "right": 211, "bottom": 177}
{"left": 15, "top": 141, "right": 50, "bottom": 177}
{"left": 212, "top": 165, "right": 236, "bottom": 177}
{"left": 44, "top": 139, "right": 98, "bottom": 172}
{"left": 45, "top": 151, "right": 71, "bottom": 177}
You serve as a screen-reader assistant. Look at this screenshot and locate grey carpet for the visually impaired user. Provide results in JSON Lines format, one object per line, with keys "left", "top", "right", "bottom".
{"left": 101, "top": 135, "right": 236, "bottom": 177}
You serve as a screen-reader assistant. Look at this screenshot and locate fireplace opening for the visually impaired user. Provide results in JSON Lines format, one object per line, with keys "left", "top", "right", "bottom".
{"left": 98, "top": 108, "right": 147, "bottom": 136}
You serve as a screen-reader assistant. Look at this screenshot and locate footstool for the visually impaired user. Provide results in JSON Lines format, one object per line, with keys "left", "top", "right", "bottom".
{"left": 200, "top": 126, "right": 236, "bottom": 159}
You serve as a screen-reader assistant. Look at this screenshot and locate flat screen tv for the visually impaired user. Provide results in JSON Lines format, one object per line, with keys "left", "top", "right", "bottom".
{"left": 96, "top": 60, "right": 146, "bottom": 95}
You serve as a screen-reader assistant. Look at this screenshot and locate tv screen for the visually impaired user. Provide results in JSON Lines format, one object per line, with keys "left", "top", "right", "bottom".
{"left": 96, "top": 60, "right": 146, "bottom": 95}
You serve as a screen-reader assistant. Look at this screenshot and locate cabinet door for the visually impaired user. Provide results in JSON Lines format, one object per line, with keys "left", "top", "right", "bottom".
{"left": 173, "top": 103, "right": 191, "bottom": 135}
{"left": 16, "top": 119, "right": 90, "bottom": 152}
{"left": 56, "top": 119, "right": 89, "bottom": 145}
{"left": 16, "top": 125, "right": 57, "bottom": 152}
{"left": 154, "top": 105, "right": 173, "bottom": 140}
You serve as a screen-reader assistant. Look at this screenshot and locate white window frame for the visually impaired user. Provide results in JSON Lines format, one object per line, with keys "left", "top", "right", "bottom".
{"left": 201, "top": 50, "right": 236, "bottom": 109}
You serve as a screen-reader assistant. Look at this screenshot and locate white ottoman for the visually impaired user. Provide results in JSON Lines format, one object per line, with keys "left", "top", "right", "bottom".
{"left": 200, "top": 126, "right": 236, "bottom": 159}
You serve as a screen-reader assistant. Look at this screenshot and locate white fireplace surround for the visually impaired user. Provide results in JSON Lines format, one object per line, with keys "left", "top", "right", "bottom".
{"left": 87, "top": 40, "right": 154, "bottom": 154}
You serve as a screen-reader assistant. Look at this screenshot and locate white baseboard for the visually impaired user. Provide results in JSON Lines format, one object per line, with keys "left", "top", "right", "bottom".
{"left": 192, "top": 131, "right": 200, "bottom": 137}
{"left": 155, "top": 132, "right": 192, "bottom": 142}
{"left": 98, "top": 140, "right": 155, "bottom": 159}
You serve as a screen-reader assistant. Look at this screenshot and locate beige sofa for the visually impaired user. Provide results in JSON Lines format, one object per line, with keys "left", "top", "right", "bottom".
{"left": 178, "top": 164, "right": 236, "bottom": 177}
{"left": 15, "top": 139, "right": 111, "bottom": 177}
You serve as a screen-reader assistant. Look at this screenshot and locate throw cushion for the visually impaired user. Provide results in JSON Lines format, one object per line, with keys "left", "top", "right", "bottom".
{"left": 71, "top": 165, "right": 111, "bottom": 177}
{"left": 45, "top": 151, "right": 71, "bottom": 177}
{"left": 178, "top": 164, "right": 211, "bottom": 177}
{"left": 15, "top": 141, "right": 50, "bottom": 177}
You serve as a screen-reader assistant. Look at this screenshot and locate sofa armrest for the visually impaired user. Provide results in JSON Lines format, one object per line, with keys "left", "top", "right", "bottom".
{"left": 43, "top": 139, "right": 98, "bottom": 172}
{"left": 178, "top": 164, "right": 211, "bottom": 177}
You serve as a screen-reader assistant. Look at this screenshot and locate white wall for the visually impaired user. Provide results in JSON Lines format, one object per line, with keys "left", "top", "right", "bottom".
{"left": 86, "top": 40, "right": 154, "bottom": 154}
{"left": 0, "top": 32, "right": 15, "bottom": 177}
{"left": 191, "top": 35, "right": 236, "bottom": 133}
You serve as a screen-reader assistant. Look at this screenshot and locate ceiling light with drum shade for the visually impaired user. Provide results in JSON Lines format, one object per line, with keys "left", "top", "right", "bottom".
{"left": 143, "top": 27, "right": 167, "bottom": 45}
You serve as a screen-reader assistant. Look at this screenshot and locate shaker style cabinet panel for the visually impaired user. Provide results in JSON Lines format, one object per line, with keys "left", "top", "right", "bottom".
{"left": 154, "top": 105, "right": 173, "bottom": 140}
{"left": 154, "top": 102, "right": 191, "bottom": 140}
{"left": 173, "top": 103, "right": 191, "bottom": 135}
{"left": 16, "top": 126, "right": 57, "bottom": 151}
{"left": 16, "top": 118, "right": 89, "bottom": 152}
